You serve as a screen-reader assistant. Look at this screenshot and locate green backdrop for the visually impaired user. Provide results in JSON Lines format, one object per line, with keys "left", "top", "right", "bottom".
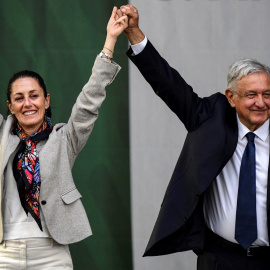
{"left": 0, "top": 1, "right": 131, "bottom": 269}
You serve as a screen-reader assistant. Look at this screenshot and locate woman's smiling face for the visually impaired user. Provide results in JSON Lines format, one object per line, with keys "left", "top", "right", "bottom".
{"left": 7, "top": 77, "right": 50, "bottom": 135}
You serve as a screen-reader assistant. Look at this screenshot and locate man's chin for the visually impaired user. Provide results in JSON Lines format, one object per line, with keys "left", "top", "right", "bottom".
{"left": 251, "top": 118, "right": 268, "bottom": 128}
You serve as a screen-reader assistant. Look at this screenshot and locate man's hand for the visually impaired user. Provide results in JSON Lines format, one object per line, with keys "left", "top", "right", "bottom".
{"left": 117, "top": 5, "right": 145, "bottom": 45}
{"left": 120, "top": 5, "right": 139, "bottom": 32}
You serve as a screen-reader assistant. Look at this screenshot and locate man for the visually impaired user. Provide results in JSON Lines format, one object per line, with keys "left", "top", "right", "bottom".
{"left": 118, "top": 5, "right": 270, "bottom": 270}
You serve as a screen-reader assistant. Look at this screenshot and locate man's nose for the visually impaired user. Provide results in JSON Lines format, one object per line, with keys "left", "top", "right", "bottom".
{"left": 255, "top": 95, "right": 265, "bottom": 107}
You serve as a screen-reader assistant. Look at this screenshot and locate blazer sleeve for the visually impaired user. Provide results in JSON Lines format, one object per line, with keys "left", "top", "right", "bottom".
{"left": 127, "top": 40, "right": 220, "bottom": 132}
{"left": 65, "top": 56, "right": 121, "bottom": 157}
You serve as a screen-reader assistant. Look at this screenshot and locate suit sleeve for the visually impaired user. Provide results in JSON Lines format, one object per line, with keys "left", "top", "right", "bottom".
{"left": 127, "top": 40, "right": 219, "bottom": 132}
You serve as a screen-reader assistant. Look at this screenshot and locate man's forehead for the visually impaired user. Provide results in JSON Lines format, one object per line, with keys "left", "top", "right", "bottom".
{"left": 235, "top": 72, "right": 270, "bottom": 90}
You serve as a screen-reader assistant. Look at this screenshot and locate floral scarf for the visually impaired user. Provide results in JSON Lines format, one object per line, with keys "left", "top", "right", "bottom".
{"left": 13, "top": 117, "right": 53, "bottom": 231}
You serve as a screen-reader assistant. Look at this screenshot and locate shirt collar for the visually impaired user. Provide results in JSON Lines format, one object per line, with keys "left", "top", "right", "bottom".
{"left": 237, "top": 116, "right": 269, "bottom": 142}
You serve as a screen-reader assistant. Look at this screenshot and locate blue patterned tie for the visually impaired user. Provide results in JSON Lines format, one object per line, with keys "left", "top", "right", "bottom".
{"left": 235, "top": 132, "right": 257, "bottom": 249}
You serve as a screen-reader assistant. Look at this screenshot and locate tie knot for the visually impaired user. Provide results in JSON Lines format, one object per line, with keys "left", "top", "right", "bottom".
{"left": 246, "top": 132, "right": 255, "bottom": 142}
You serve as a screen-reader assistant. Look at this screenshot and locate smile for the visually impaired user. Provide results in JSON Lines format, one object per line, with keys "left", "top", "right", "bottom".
{"left": 23, "top": 111, "right": 36, "bottom": 116}
{"left": 253, "top": 110, "right": 266, "bottom": 113}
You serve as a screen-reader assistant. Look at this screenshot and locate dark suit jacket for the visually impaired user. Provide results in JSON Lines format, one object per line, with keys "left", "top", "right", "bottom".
{"left": 127, "top": 40, "right": 270, "bottom": 256}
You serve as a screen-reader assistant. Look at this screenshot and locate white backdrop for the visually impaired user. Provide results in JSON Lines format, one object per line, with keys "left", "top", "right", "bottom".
{"left": 129, "top": 0, "right": 270, "bottom": 269}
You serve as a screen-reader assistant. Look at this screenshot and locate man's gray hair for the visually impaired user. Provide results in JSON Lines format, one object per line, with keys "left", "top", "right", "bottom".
{"left": 227, "top": 59, "right": 270, "bottom": 91}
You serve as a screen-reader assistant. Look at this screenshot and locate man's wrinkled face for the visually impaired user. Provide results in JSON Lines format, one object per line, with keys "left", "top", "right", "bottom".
{"left": 225, "top": 72, "right": 270, "bottom": 131}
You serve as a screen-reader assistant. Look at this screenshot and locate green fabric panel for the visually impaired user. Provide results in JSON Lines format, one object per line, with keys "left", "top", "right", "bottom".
{"left": 0, "top": 1, "right": 131, "bottom": 269}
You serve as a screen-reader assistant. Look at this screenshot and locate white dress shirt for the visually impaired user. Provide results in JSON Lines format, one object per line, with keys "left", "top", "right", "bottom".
{"left": 204, "top": 117, "right": 269, "bottom": 246}
{"left": 130, "top": 36, "right": 147, "bottom": 55}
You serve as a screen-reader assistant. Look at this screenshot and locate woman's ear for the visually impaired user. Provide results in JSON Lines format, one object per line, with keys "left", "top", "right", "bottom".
{"left": 7, "top": 100, "right": 14, "bottom": 114}
{"left": 45, "top": 94, "right": 50, "bottom": 109}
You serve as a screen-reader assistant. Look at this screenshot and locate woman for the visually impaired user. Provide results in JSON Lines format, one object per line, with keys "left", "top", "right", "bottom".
{"left": 0, "top": 7, "right": 127, "bottom": 269}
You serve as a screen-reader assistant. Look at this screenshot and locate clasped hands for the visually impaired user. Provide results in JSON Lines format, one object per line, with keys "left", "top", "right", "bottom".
{"left": 104, "top": 5, "right": 143, "bottom": 60}
{"left": 107, "top": 5, "right": 138, "bottom": 37}
{"left": 107, "top": 5, "right": 140, "bottom": 40}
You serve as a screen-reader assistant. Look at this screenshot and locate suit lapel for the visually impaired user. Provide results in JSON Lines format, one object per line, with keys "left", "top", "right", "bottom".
{"left": 267, "top": 132, "right": 270, "bottom": 210}
{"left": 219, "top": 111, "right": 238, "bottom": 174}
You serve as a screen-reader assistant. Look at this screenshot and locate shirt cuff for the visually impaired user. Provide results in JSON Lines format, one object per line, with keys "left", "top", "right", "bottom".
{"left": 130, "top": 36, "right": 148, "bottom": 55}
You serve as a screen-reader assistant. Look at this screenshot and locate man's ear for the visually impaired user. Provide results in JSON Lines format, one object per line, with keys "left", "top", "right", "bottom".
{"left": 225, "top": 89, "right": 236, "bottom": 108}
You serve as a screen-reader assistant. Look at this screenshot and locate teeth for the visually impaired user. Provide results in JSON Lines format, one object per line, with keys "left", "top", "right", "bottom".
{"left": 24, "top": 111, "right": 36, "bottom": 115}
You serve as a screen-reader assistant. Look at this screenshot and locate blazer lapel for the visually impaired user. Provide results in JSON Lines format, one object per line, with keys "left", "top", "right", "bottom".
{"left": 0, "top": 117, "right": 20, "bottom": 186}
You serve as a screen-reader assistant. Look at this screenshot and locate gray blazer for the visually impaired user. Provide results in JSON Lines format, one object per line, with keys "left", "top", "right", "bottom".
{"left": 0, "top": 56, "right": 120, "bottom": 245}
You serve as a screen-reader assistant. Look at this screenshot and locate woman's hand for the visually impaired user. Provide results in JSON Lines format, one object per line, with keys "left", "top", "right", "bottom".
{"left": 107, "top": 6, "right": 128, "bottom": 39}
{"left": 102, "top": 6, "right": 128, "bottom": 59}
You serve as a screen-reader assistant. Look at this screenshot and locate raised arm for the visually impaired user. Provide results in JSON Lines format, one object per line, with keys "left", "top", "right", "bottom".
{"left": 103, "top": 6, "right": 128, "bottom": 59}
{"left": 65, "top": 7, "right": 127, "bottom": 161}
{"left": 119, "top": 5, "right": 219, "bottom": 132}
